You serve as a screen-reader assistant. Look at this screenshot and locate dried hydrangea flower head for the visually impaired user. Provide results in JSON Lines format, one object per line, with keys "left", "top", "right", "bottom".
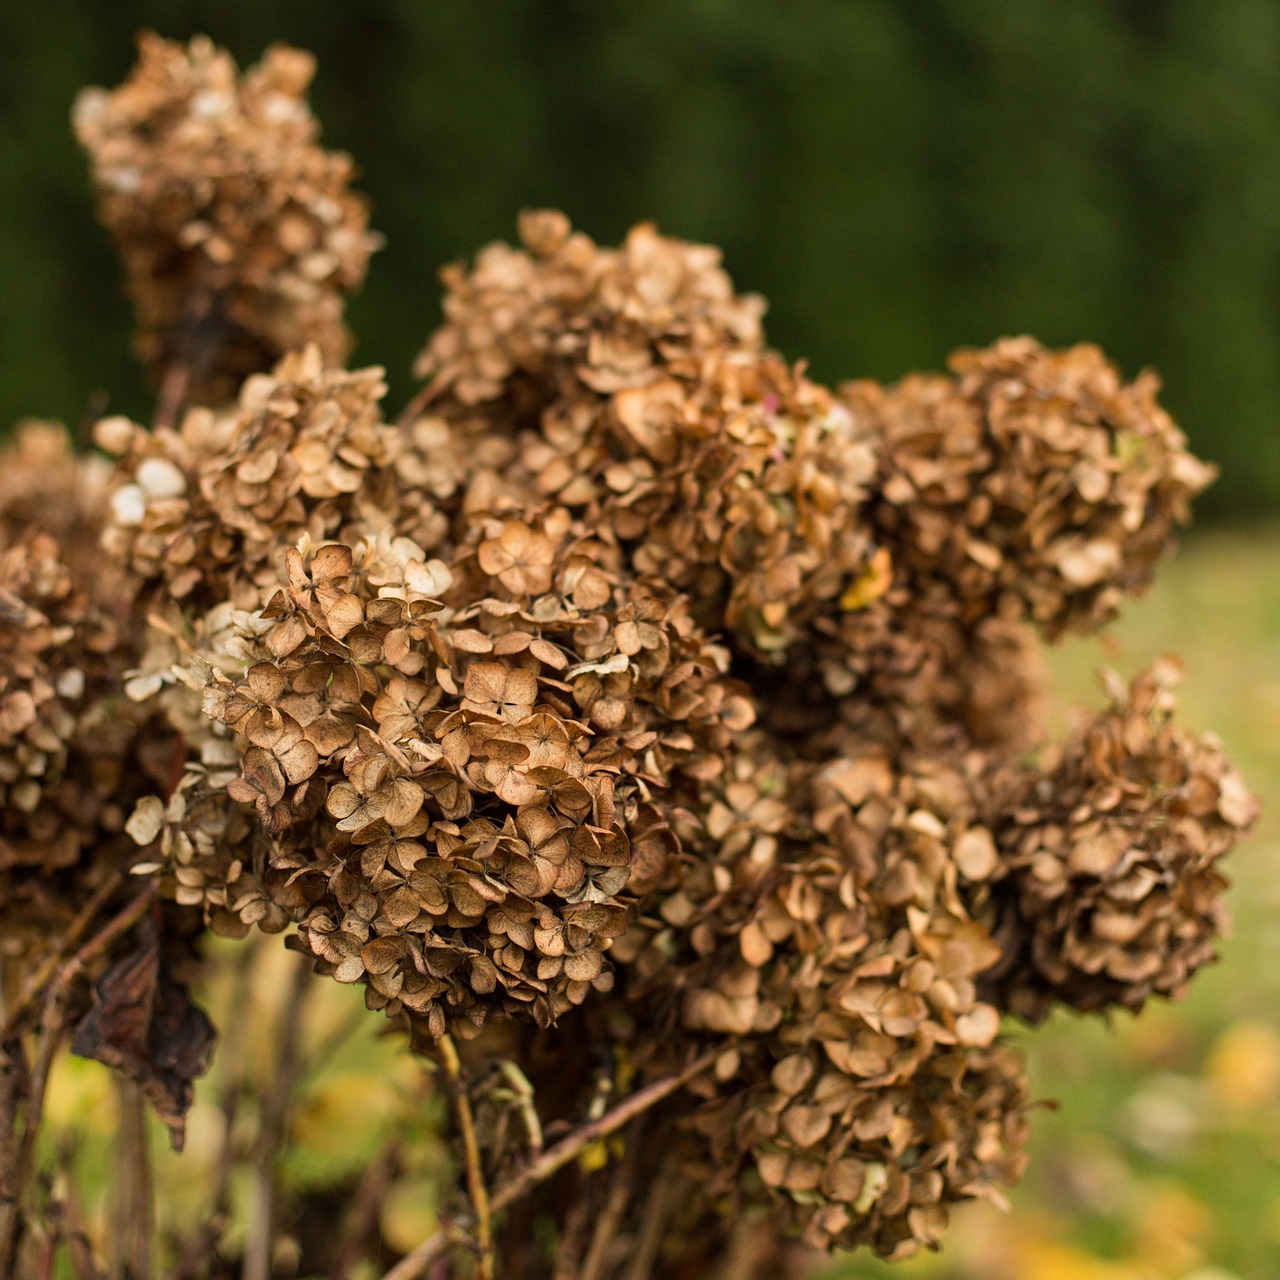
{"left": 0, "top": 425, "right": 158, "bottom": 951}
{"left": 413, "top": 213, "right": 881, "bottom": 657}
{"left": 989, "top": 661, "right": 1257, "bottom": 1020}
{"left": 177, "top": 513, "right": 752, "bottom": 1036}
{"left": 416, "top": 209, "right": 766, "bottom": 407}
{"left": 75, "top": 34, "right": 379, "bottom": 405}
{"left": 0, "top": 423, "right": 112, "bottom": 571}
{"left": 0, "top": 528, "right": 169, "bottom": 955}
{"left": 605, "top": 726, "right": 1029, "bottom": 1257}
{"left": 98, "top": 346, "right": 399, "bottom": 610}
{"left": 847, "top": 337, "right": 1215, "bottom": 637}
{"left": 696, "top": 1038, "right": 1029, "bottom": 1258}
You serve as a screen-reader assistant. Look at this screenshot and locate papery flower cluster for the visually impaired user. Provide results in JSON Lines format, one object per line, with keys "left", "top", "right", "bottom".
{"left": 0, "top": 35, "right": 1257, "bottom": 1273}
{"left": 74, "top": 34, "right": 379, "bottom": 403}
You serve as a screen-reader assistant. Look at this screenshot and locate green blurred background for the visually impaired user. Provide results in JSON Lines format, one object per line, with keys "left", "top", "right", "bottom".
{"left": 2, "top": 0, "right": 1279, "bottom": 517}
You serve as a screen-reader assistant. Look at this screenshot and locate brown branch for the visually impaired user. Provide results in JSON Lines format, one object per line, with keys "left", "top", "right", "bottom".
{"left": 578, "top": 1120, "right": 642, "bottom": 1280}
{"left": 0, "top": 883, "right": 156, "bottom": 1274}
{"left": 436, "top": 1035, "right": 494, "bottom": 1280}
{"left": 152, "top": 292, "right": 215, "bottom": 433}
{"left": 394, "top": 381, "right": 439, "bottom": 429}
{"left": 152, "top": 356, "right": 192, "bottom": 434}
{"left": 551, "top": 1196, "right": 592, "bottom": 1280}
{"left": 0, "top": 980, "right": 71, "bottom": 1274}
{"left": 326, "top": 1137, "right": 402, "bottom": 1280}
{"left": 0, "top": 1041, "right": 20, "bottom": 1231}
{"left": 619, "top": 1151, "right": 680, "bottom": 1280}
{"left": 55, "top": 1143, "right": 103, "bottom": 1280}
{"left": 167, "top": 938, "right": 259, "bottom": 1280}
{"left": 0, "top": 867, "right": 127, "bottom": 1040}
{"left": 54, "top": 884, "right": 157, "bottom": 995}
{"left": 497, "top": 1061, "right": 543, "bottom": 1156}
{"left": 379, "top": 1046, "right": 721, "bottom": 1280}
{"left": 242, "top": 951, "right": 312, "bottom": 1280}
{"left": 112, "top": 1078, "right": 153, "bottom": 1280}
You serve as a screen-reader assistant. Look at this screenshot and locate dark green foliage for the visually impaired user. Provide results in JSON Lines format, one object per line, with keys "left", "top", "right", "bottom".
{"left": 2, "top": 0, "right": 1278, "bottom": 515}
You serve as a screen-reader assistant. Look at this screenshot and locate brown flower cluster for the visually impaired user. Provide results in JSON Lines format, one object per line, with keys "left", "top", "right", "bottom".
{"left": 413, "top": 211, "right": 881, "bottom": 658}
{"left": 176, "top": 515, "right": 751, "bottom": 1036}
{"left": 0, "top": 430, "right": 167, "bottom": 954}
{"left": 88, "top": 207, "right": 1244, "bottom": 1261}
{"left": 600, "top": 728, "right": 1027, "bottom": 1255}
{"left": 989, "top": 661, "right": 1257, "bottom": 1021}
{"left": 387, "top": 213, "right": 1246, "bottom": 1258}
{"left": 0, "top": 35, "right": 1259, "bottom": 1274}
{"left": 98, "top": 346, "right": 401, "bottom": 608}
{"left": 2, "top": 38, "right": 1254, "bottom": 1270}
{"left": 75, "top": 34, "right": 378, "bottom": 404}
{"left": 846, "top": 337, "right": 1215, "bottom": 637}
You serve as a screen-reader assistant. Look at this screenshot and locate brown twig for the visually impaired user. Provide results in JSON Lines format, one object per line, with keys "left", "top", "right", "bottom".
{"left": 0, "top": 1040, "right": 21, "bottom": 1230}
{"left": 0, "top": 867, "right": 126, "bottom": 1040}
{"left": 0, "top": 884, "right": 156, "bottom": 1274}
{"left": 497, "top": 1061, "right": 543, "bottom": 1156}
{"left": 152, "top": 292, "right": 215, "bottom": 434}
{"left": 326, "top": 1137, "right": 402, "bottom": 1280}
{"left": 55, "top": 1143, "right": 103, "bottom": 1280}
{"left": 380, "top": 1046, "right": 721, "bottom": 1280}
{"left": 436, "top": 1035, "right": 494, "bottom": 1280}
{"left": 394, "top": 380, "right": 439, "bottom": 429}
{"left": 152, "top": 357, "right": 192, "bottom": 434}
{"left": 619, "top": 1151, "right": 680, "bottom": 1280}
{"left": 578, "top": 1120, "right": 642, "bottom": 1280}
{"left": 0, "top": 978, "right": 71, "bottom": 1275}
{"left": 167, "top": 938, "right": 260, "bottom": 1280}
{"left": 242, "top": 951, "right": 312, "bottom": 1280}
{"left": 112, "top": 1078, "right": 153, "bottom": 1280}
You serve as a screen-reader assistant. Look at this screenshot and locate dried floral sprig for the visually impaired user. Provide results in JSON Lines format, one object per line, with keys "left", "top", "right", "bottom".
{"left": 0, "top": 35, "right": 1258, "bottom": 1276}
{"left": 75, "top": 34, "right": 379, "bottom": 407}
{"left": 846, "top": 337, "right": 1215, "bottom": 637}
{"left": 989, "top": 661, "right": 1257, "bottom": 1019}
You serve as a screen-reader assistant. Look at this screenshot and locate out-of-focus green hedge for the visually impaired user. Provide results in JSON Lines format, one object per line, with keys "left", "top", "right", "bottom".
{"left": 2, "top": 0, "right": 1278, "bottom": 516}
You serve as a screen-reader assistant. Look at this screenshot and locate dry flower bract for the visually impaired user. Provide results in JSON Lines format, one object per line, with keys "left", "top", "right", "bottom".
{"left": 0, "top": 36, "right": 1258, "bottom": 1277}
{"left": 989, "top": 662, "right": 1257, "bottom": 1020}
{"left": 75, "top": 34, "right": 379, "bottom": 404}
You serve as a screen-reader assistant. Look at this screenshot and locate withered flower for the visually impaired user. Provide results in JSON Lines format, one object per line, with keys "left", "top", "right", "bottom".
{"left": 848, "top": 337, "right": 1214, "bottom": 637}
{"left": 989, "top": 662, "right": 1257, "bottom": 1019}
{"left": 75, "top": 34, "right": 379, "bottom": 403}
{"left": 38, "top": 53, "right": 1253, "bottom": 1267}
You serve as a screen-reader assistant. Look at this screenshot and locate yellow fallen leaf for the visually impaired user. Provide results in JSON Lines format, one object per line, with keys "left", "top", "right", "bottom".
{"left": 1133, "top": 1181, "right": 1207, "bottom": 1276}
{"left": 41, "top": 1054, "right": 115, "bottom": 1135}
{"left": 1203, "top": 1019, "right": 1280, "bottom": 1110}
{"left": 577, "top": 1139, "right": 609, "bottom": 1174}
{"left": 291, "top": 1070, "right": 401, "bottom": 1158}
{"left": 1016, "top": 1241, "right": 1148, "bottom": 1280}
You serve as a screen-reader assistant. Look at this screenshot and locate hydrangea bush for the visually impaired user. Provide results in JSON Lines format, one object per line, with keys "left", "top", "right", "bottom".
{"left": 0, "top": 35, "right": 1257, "bottom": 1279}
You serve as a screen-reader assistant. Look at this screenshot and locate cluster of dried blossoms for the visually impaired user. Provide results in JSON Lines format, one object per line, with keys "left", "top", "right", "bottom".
{"left": 0, "top": 426, "right": 169, "bottom": 953}
{"left": 0, "top": 33, "right": 1257, "bottom": 1278}
{"left": 74, "top": 34, "right": 379, "bottom": 405}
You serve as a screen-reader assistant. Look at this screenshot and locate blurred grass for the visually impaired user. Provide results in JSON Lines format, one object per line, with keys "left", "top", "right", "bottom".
{"left": 827, "top": 525, "right": 1280, "bottom": 1280}
{"left": 36, "top": 526, "right": 1280, "bottom": 1279}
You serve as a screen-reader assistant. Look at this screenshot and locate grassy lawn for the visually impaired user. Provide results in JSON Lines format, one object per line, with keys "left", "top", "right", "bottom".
{"left": 828, "top": 525, "right": 1280, "bottom": 1280}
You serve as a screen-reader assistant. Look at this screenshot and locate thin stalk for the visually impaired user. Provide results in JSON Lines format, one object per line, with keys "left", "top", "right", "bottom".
{"left": 436, "top": 1036, "right": 494, "bottom": 1280}
{"left": 241, "top": 952, "right": 311, "bottom": 1280}
{"left": 379, "top": 1046, "right": 721, "bottom": 1280}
